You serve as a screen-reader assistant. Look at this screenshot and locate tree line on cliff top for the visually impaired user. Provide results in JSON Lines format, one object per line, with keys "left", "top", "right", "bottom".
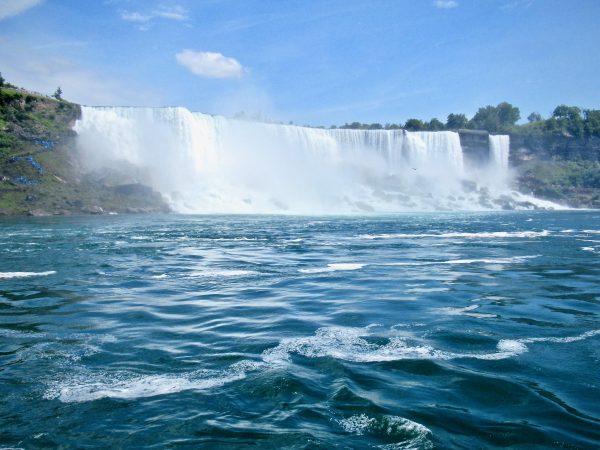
{"left": 333, "top": 102, "right": 600, "bottom": 138}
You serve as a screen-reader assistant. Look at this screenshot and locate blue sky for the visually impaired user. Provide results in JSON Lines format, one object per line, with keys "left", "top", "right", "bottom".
{"left": 1, "top": 0, "right": 599, "bottom": 125}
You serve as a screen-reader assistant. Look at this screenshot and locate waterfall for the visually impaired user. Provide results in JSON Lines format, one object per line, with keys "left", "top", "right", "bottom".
{"left": 74, "top": 106, "right": 541, "bottom": 213}
{"left": 489, "top": 135, "right": 510, "bottom": 172}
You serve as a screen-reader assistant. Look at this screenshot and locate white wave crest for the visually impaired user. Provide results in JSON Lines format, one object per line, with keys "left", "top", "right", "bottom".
{"left": 46, "top": 328, "right": 600, "bottom": 403}
{"left": 298, "top": 263, "right": 365, "bottom": 274}
{"left": 386, "top": 255, "right": 539, "bottom": 267}
{"left": 45, "top": 360, "right": 265, "bottom": 403}
{"left": 338, "top": 414, "right": 434, "bottom": 449}
{"left": 581, "top": 246, "right": 600, "bottom": 254}
{"left": 518, "top": 329, "right": 600, "bottom": 344}
{"left": 0, "top": 271, "right": 56, "bottom": 279}
{"left": 360, "top": 230, "right": 550, "bottom": 240}
{"left": 261, "top": 326, "right": 600, "bottom": 364}
{"left": 189, "top": 269, "right": 258, "bottom": 277}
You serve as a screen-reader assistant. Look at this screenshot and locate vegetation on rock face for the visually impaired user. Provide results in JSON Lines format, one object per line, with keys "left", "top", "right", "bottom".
{"left": 0, "top": 79, "right": 169, "bottom": 216}
{"left": 517, "top": 160, "right": 600, "bottom": 208}
{"left": 53, "top": 86, "right": 63, "bottom": 100}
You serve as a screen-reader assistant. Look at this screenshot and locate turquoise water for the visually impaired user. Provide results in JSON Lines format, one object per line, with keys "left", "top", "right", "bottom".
{"left": 1, "top": 211, "right": 599, "bottom": 449}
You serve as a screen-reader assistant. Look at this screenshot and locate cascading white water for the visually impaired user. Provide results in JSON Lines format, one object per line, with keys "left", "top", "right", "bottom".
{"left": 74, "top": 106, "right": 551, "bottom": 213}
{"left": 489, "top": 135, "right": 510, "bottom": 171}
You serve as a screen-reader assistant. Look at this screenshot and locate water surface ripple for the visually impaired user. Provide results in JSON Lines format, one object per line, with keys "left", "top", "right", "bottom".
{"left": 1, "top": 211, "right": 599, "bottom": 448}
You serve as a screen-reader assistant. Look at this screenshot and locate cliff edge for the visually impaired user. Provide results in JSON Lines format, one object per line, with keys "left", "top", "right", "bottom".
{"left": 0, "top": 86, "right": 169, "bottom": 216}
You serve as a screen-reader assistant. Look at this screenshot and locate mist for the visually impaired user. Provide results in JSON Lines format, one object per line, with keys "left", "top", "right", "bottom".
{"left": 74, "top": 106, "right": 554, "bottom": 214}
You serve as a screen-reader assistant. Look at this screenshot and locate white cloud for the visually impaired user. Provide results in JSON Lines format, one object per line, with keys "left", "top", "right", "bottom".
{"left": 176, "top": 50, "right": 244, "bottom": 79}
{"left": 0, "top": 0, "right": 42, "bottom": 20}
{"left": 500, "top": 0, "right": 535, "bottom": 11}
{"left": 120, "top": 11, "right": 152, "bottom": 23}
{"left": 120, "top": 4, "right": 189, "bottom": 27}
{"left": 434, "top": 0, "right": 458, "bottom": 9}
{"left": 154, "top": 5, "right": 188, "bottom": 21}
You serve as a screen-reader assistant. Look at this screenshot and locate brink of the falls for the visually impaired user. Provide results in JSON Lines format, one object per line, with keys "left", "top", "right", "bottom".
{"left": 73, "top": 106, "right": 556, "bottom": 214}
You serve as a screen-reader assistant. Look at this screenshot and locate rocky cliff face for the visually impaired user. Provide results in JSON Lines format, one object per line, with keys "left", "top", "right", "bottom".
{"left": 0, "top": 89, "right": 170, "bottom": 216}
{"left": 459, "top": 128, "right": 600, "bottom": 208}
{"left": 510, "top": 134, "right": 600, "bottom": 208}
{"left": 458, "top": 129, "right": 490, "bottom": 167}
{"left": 510, "top": 134, "right": 600, "bottom": 163}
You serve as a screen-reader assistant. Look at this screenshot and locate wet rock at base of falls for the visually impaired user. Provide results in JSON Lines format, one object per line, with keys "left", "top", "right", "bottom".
{"left": 27, "top": 209, "right": 51, "bottom": 217}
{"left": 81, "top": 205, "right": 104, "bottom": 215}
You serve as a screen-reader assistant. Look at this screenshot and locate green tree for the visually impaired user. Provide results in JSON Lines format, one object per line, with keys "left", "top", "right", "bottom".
{"left": 404, "top": 118, "right": 425, "bottom": 131}
{"left": 497, "top": 102, "right": 520, "bottom": 128}
{"left": 446, "top": 113, "right": 468, "bottom": 130}
{"left": 341, "top": 122, "right": 366, "bottom": 129}
{"left": 550, "top": 105, "right": 584, "bottom": 137}
{"left": 368, "top": 123, "right": 383, "bottom": 130}
{"left": 384, "top": 123, "right": 402, "bottom": 130}
{"left": 53, "top": 86, "right": 63, "bottom": 100}
{"left": 583, "top": 109, "right": 600, "bottom": 137}
{"left": 527, "top": 112, "right": 542, "bottom": 123}
{"left": 427, "top": 118, "right": 445, "bottom": 131}
{"left": 469, "top": 102, "right": 520, "bottom": 133}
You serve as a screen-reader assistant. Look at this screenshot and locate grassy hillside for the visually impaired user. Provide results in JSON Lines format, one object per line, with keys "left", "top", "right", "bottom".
{"left": 0, "top": 86, "right": 169, "bottom": 216}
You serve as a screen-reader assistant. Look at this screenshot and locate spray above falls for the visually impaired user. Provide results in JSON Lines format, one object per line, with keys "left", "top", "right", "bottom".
{"left": 74, "top": 106, "right": 551, "bottom": 213}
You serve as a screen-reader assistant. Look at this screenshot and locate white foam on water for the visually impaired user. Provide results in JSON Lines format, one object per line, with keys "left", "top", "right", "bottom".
{"left": 496, "top": 339, "right": 528, "bottom": 354}
{"left": 45, "top": 360, "right": 265, "bottom": 403}
{"left": 441, "top": 255, "right": 539, "bottom": 265}
{"left": 150, "top": 274, "right": 169, "bottom": 279}
{"left": 583, "top": 230, "right": 600, "bottom": 234}
{"left": 360, "top": 230, "right": 550, "bottom": 240}
{"left": 581, "top": 246, "right": 599, "bottom": 254}
{"left": 0, "top": 271, "right": 56, "bottom": 279}
{"left": 46, "top": 372, "right": 236, "bottom": 402}
{"left": 46, "top": 328, "right": 600, "bottom": 403}
{"left": 261, "top": 326, "right": 600, "bottom": 364}
{"left": 385, "top": 255, "right": 539, "bottom": 267}
{"left": 519, "top": 329, "right": 600, "bottom": 344}
{"left": 338, "top": 413, "right": 375, "bottom": 435}
{"left": 338, "top": 414, "right": 434, "bottom": 449}
{"left": 189, "top": 269, "right": 259, "bottom": 278}
{"left": 209, "top": 237, "right": 266, "bottom": 242}
{"left": 406, "top": 287, "right": 449, "bottom": 293}
{"left": 261, "top": 327, "right": 462, "bottom": 364}
{"left": 298, "top": 263, "right": 366, "bottom": 274}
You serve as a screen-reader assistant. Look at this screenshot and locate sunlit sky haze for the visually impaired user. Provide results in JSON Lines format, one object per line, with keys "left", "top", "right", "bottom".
{"left": 1, "top": 0, "right": 599, "bottom": 125}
